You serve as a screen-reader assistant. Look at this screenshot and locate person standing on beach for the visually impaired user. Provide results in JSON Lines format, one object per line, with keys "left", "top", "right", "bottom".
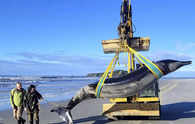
{"left": 10, "top": 82, "right": 26, "bottom": 124}
{"left": 25, "top": 85, "right": 43, "bottom": 124}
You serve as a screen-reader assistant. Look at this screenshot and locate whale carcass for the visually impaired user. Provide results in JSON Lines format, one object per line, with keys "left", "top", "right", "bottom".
{"left": 51, "top": 59, "right": 192, "bottom": 123}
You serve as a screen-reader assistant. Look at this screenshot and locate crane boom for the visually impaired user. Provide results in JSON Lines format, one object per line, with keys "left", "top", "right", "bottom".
{"left": 118, "top": 0, "right": 133, "bottom": 43}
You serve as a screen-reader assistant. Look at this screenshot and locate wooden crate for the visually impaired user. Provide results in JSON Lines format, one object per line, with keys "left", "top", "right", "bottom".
{"left": 110, "top": 97, "right": 160, "bottom": 103}
{"left": 102, "top": 37, "right": 150, "bottom": 54}
{"left": 103, "top": 102, "right": 160, "bottom": 118}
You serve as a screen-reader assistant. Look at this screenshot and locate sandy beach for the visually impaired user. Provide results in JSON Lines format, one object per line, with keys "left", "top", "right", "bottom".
{"left": 1, "top": 79, "right": 195, "bottom": 124}
{"left": 0, "top": 99, "right": 110, "bottom": 124}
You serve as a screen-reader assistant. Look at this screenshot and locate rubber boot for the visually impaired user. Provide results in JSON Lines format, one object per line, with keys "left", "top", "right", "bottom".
{"left": 21, "top": 118, "right": 26, "bottom": 124}
{"left": 17, "top": 120, "right": 21, "bottom": 124}
{"left": 35, "top": 120, "right": 39, "bottom": 124}
{"left": 29, "top": 121, "right": 33, "bottom": 124}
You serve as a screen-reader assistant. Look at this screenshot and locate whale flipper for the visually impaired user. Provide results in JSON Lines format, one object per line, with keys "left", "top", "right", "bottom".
{"left": 51, "top": 107, "right": 73, "bottom": 124}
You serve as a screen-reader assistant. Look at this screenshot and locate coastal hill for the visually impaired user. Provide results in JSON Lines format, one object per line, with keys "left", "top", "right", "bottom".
{"left": 87, "top": 70, "right": 128, "bottom": 77}
{"left": 0, "top": 70, "right": 127, "bottom": 82}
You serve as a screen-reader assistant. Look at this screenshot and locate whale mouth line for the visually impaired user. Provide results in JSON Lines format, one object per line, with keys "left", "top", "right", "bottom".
{"left": 181, "top": 61, "right": 192, "bottom": 65}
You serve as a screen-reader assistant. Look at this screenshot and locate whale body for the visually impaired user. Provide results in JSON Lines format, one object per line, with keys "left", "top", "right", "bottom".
{"left": 51, "top": 59, "right": 192, "bottom": 123}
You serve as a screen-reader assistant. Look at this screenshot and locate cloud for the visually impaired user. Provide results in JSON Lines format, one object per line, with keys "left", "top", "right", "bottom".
{"left": 145, "top": 51, "right": 195, "bottom": 72}
{"left": 1, "top": 50, "right": 194, "bottom": 76}
{"left": 15, "top": 52, "right": 112, "bottom": 66}
{"left": 176, "top": 42, "right": 195, "bottom": 52}
{"left": 145, "top": 51, "right": 193, "bottom": 61}
{"left": 0, "top": 59, "right": 80, "bottom": 75}
{"left": 0, "top": 52, "right": 114, "bottom": 75}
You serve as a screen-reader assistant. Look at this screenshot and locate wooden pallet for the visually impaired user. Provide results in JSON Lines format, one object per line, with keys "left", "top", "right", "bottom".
{"left": 103, "top": 102, "right": 160, "bottom": 120}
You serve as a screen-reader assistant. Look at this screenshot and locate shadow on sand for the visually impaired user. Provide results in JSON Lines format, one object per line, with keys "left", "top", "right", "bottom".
{"left": 161, "top": 102, "right": 195, "bottom": 120}
{"left": 48, "top": 122, "right": 65, "bottom": 124}
{"left": 71, "top": 102, "right": 195, "bottom": 124}
{"left": 74, "top": 115, "right": 111, "bottom": 124}
{"left": 48, "top": 116, "right": 111, "bottom": 124}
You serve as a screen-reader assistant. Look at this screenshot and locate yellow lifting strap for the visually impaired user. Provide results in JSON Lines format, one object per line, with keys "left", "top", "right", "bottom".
{"left": 128, "top": 0, "right": 131, "bottom": 18}
{"left": 96, "top": 46, "right": 164, "bottom": 97}
{"left": 128, "top": 52, "right": 131, "bottom": 73}
{"left": 135, "top": 56, "right": 144, "bottom": 67}
{"left": 128, "top": 52, "right": 135, "bottom": 73}
{"left": 131, "top": 53, "right": 135, "bottom": 71}
{"left": 109, "top": 56, "right": 118, "bottom": 78}
{"left": 126, "top": 45, "right": 164, "bottom": 79}
{"left": 96, "top": 55, "right": 118, "bottom": 98}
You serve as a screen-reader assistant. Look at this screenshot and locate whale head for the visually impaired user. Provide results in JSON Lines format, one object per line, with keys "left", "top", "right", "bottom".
{"left": 156, "top": 59, "right": 192, "bottom": 75}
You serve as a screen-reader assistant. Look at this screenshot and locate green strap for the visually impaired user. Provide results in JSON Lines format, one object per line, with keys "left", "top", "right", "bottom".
{"left": 96, "top": 74, "right": 107, "bottom": 97}
{"left": 96, "top": 46, "right": 163, "bottom": 97}
{"left": 127, "top": 46, "right": 164, "bottom": 78}
{"left": 96, "top": 56, "right": 118, "bottom": 97}
{"left": 138, "top": 55, "right": 163, "bottom": 78}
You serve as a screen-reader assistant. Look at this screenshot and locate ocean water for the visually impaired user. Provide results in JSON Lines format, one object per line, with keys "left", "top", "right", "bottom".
{"left": 0, "top": 77, "right": 98, "bottom": 111}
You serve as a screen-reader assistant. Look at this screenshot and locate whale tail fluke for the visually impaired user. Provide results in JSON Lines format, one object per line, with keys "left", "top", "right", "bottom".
{"left": 51, "top": 106, "right": 73, "bottom": 124}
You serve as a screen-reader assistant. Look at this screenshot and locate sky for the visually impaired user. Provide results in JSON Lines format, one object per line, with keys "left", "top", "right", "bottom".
{"left": 0, "top": 0, "right": 195, "bottom": 76}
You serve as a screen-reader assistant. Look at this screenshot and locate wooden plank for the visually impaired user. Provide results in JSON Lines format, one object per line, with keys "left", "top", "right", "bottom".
{"left": 109, "top": 97, "right": 160, "bottom": 103}
{"left": 135, "top": 97, "right": 160, "bottom": 102}
{"left": 110, "top": 98, "right": 128, "bottom": 103}
{"left": 103, "top": 103, "right": 160, "bottom": 116}
{"left": 102, "top": 37, "right": 150, "bottom": 54}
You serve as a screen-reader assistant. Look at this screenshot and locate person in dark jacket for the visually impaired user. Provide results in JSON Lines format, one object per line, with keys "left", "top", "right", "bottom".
{"left": 25, "top": 85, "right": 43, "bottom": 124}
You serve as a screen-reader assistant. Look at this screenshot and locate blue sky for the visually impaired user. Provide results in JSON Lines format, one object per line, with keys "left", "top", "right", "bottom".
{"left": 0, "top": 0, "right": 194, "bottom": 76}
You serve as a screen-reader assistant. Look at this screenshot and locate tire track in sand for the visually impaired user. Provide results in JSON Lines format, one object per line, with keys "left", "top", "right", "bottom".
{"left": 160, "top": 82, "right": 178, "bottom": 96}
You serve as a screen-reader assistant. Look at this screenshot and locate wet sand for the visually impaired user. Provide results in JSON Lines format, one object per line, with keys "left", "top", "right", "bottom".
{"left": 1, "top": 79, "right": 195, "bottom": 124}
